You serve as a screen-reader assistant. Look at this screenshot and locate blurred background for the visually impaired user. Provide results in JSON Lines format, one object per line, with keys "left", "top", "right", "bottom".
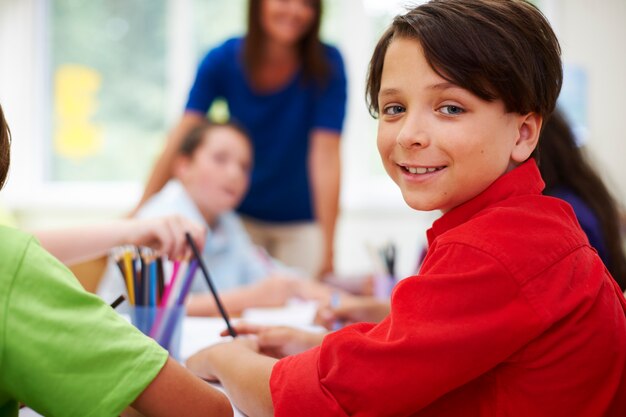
{"left": 0, "top": 0, "right": 624, "bottom": 279}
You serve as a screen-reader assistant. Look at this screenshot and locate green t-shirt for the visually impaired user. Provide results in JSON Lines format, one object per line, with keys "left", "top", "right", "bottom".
{"left": 0, "top": 226, "right": 168, "bottom": 417}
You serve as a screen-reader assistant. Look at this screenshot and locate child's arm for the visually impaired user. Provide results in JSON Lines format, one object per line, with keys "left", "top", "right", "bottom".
{"left": 186, "top": 275, "right": 334, "bottom": 316}
{"left": 186, "top": 276, "right": 296, "bottom": 316}
{"left": 33, "top": 215, "right": 205, "bottom": 265}
{"left": 186, "top": 338, "right": 276, "bottom": 417}
{"left": 129, "top": 357, "right": 233, "bottom": 417}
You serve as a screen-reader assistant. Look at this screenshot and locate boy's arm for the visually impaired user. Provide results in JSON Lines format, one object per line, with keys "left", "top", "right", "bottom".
{"left": 129, "top": 357, "right": 233, "bottom": 417}
{"left": 34, "top": 215, "right": 205, "bottom": 265}
{"left": 186, "top": 339, "right": 276, "bottom": 417}
{"left": 134, "top": 112, "right": 206, "bottom": 214}
{"left": 186, "top": 276, "right": 301, "bottom": 316}
{"left": 309, "top": 129, "right": 341, "bottom": 279}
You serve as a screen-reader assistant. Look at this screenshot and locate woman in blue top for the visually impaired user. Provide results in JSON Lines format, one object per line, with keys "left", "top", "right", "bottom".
{"left": 539, "top": 108, "right": 626, "bottom": 290}
{"left": 139, "top": 0, "right": 348, "bottom": 279}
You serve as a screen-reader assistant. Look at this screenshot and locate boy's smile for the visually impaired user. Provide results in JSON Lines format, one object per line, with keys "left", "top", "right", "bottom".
{"left": 376, "top": 37, "right": 540, "bottom": 213}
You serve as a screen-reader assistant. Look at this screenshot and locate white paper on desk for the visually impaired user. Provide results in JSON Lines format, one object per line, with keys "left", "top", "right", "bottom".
{"left": 181, "top": 316, "right": 232, "bottom": 361}
{"left": 241, "top": 299, "right": 319, "bottom": 328}
{"left": 181, "top": 300, "right": 325, "bottom": 361}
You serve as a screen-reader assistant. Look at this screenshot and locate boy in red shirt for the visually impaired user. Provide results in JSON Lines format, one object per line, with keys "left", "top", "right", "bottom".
{"left": 186, "top": 1, "right": 626, "bottom": 416}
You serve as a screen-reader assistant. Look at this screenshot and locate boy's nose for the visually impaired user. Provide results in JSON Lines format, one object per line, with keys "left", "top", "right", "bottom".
{"left": 396, "top": 116, "right": 430, "bottom": 149}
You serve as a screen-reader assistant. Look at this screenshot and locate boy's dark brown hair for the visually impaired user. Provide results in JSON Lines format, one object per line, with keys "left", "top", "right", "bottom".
{"left": 244, "top": 0, "right": 329, "bottom": 86}
{"left": 366, "top": 0, "right": 562, "bottom": 125}
{"left": 178, "top": 120, "right": 252, "bottom": 158}
{"left": 0, "top": 104, "right": 10, "bottom": 191}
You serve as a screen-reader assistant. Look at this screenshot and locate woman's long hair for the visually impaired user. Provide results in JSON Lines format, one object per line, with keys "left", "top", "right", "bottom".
{"left": 243, "top": 0, "right": 329, "bottom": 86}
{"left": 539, "top": 109, "right": 626, "bottom": 289}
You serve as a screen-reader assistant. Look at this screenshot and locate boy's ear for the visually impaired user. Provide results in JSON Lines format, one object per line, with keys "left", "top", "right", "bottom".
{"left": 511, "top": 112, "right": 543, "bottom": 163}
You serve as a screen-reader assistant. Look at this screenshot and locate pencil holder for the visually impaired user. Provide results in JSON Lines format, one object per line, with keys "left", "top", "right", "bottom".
{"left": 129, "top": 305, "right": 185, "bottom": 361}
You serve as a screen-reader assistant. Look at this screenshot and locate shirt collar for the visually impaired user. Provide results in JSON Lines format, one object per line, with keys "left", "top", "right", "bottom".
{"left": 427, "top": 159, "right": 545, "bottom": 245}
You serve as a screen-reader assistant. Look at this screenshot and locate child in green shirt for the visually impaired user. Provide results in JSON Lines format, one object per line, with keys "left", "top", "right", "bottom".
{"left": 0, "top": 103, "right": 233, "bottom": 417}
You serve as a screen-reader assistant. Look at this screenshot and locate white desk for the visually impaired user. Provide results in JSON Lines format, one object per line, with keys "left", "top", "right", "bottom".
{"left": 181, "top": 299, "right": 321, "bottom": 360}
{"left": 20, "top": 300, "right": 321, "bottom": 417}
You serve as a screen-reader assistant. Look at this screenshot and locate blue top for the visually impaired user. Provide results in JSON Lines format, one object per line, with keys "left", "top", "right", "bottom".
{"left": 185, "top": 37, "right": 348, "bottom": 222}
{"left": 547, "top": 186, "right": 610, "bottom": 266}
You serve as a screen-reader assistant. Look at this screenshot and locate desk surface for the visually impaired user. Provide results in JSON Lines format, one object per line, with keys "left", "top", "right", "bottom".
{"left": 20, "top": 300, "right": 321, "bottom": 417}
{"left": 182, "top": 300, "right": 320, "bottom": 360}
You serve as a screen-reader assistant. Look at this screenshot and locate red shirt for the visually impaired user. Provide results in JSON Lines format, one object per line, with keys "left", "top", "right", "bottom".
{"left": 270, "top": 160, "right": 626, "bottom": 416}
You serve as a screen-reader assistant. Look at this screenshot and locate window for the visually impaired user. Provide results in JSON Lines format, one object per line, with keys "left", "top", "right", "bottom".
{"left": 1, "top": 0, "right": 506, "bottom": 212}
{"left": 1, "top": 0, "right": 253, "bottom": 210}
{"left": 50, "top": 0, "right": 168, "bottom": 182}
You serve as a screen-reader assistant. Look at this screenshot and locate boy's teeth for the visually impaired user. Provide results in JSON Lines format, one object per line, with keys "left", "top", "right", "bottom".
{"left": 407, "top": 166, "right": 438, "bottom": 174}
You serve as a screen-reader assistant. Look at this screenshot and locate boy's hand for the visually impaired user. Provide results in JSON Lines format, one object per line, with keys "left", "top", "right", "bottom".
{"left": 125, "top": 215, "right": 205, "bottom": 260}
{"left": 220, "top": 322, "right": 326, "bottom": 358}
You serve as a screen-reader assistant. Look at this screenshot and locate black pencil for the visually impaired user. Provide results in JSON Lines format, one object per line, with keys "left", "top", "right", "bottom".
{"left": 185, "top": 232, "right": 237, "bottom": 337}
{"left": 156, "top": 256, "right": 165, "bottom": 304}
{"left": 110, "top": 294, "right": 126, "bottom": 309}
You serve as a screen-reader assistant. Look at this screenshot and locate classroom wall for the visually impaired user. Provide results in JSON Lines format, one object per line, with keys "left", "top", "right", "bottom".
{"left": 554, "top": 0, "right": 626, "bottom": 204}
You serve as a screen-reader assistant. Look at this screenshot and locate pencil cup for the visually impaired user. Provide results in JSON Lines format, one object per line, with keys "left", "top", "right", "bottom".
{"left": 129, "top": 305, "right": 185, "bottom": 361}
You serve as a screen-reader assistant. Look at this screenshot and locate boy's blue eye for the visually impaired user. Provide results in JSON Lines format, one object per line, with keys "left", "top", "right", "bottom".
{"left": 383, "top": 105, "right": 405, "bottom": 116}
{"left": 440, "top": 105, "right": 464, "bottom": 115}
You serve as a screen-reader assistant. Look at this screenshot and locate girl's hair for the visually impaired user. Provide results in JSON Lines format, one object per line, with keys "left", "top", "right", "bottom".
{"left": 0, "top": 104, "right": 10, "bottom": 191}
{"left": 366, "top": 0, "right": 562, "bottom": 125}
{"left": 243, "top": 0, "right": 329, "bottom": 85}
{"left": 539, "top": 109, "right": 626, "bottom": 289}
{"left": 178, "top": 121, "right": 252, "bottom": 157}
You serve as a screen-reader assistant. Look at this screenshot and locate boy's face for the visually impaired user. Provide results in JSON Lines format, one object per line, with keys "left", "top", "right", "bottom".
{"left": 377, "top": 37, "right": 539, "bottom": 213}
{"left": 178, "top": 127, "right": 251, "bottom": 217}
